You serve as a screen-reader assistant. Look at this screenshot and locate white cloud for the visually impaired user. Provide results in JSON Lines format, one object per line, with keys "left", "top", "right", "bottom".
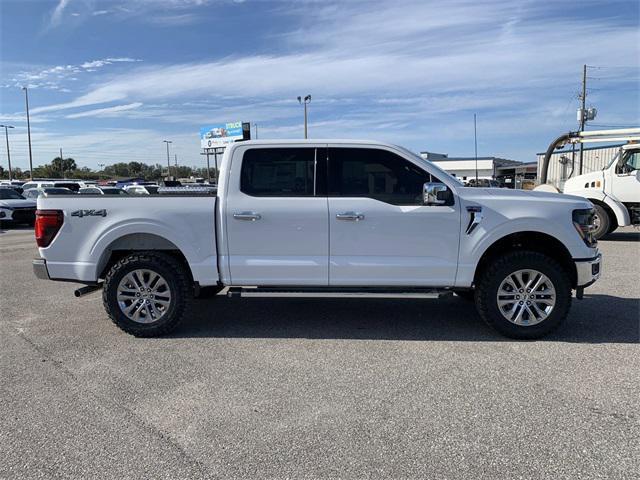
{"left": 65, "top": 102, "right": 144, "bottom": 119}
{"left": 22, "top": 0, "right": 639, "bottom": 164}
{"left": 50, "top": 0, "right": 72, "bottom": 27}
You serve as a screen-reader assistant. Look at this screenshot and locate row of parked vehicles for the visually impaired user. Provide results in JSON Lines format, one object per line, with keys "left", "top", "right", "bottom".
{"left": 0, "top": 180, "right": 216, "bottom": 227}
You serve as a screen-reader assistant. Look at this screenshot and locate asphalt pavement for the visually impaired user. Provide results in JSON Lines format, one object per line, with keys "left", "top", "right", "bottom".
{"left": 1, "top": 226, "right": 638, "bottom": 479}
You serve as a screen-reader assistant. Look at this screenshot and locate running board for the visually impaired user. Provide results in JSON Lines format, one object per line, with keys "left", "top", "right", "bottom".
{"left": 226, "top": 287, "right": 453, "bottom": 299}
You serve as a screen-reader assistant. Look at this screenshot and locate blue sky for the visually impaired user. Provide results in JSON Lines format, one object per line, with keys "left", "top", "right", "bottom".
{"left": 0, "top": 0, "right": 638, "bottom": 171}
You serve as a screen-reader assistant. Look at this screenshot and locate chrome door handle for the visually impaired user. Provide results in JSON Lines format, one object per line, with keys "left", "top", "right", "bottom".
{"left": 336, "top": 212, "right": 365, "bottom": 221}
{"left": 233, "top": 211, "right": 262, "bottom": 221}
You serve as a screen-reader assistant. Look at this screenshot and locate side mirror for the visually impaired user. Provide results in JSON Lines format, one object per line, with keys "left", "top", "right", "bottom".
{"left": 423, "top": 182, "right": 449, "bottom": 206}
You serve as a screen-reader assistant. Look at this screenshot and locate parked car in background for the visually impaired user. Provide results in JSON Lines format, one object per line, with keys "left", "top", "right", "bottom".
{"left": 0, "top": 187, "right": 36, "bottom": 226}
{"left": 23, "top": 187, "right": 75, "bottom": 199}
{"left": 123, "top": 184, "right": 160, "bottom": 195}
{"left": 22, "top": 181, "right": 86, "bottom": 192}
{"left": 466, "top": 178, "right": 502, "bottom": 188}
{"left": 22, "top": 181, "right": 55, "bottom": 190}
{"left": 78, "top": 187, "right": 128, "bottom": 195}
{"left": 100, "top": 187, "right": 128, "bottom": 195}
{"left": 78, "top": 187, "right": 103, "bottom": 195}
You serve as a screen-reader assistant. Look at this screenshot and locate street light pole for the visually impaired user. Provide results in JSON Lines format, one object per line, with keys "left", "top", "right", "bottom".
{"left": 0, "top": 124, "right": 14, "bottom": 180}
{"left": 22, "top": 87, "right": 34, "bottom": 179}
{"left": 297, "top": 95, "right": 311, "bottom": 139}
{"left": 163, "top": 140, "right": 172, "bottom": 178}
{"left": 59, "top": 147, "right": 64, "bottom": 178}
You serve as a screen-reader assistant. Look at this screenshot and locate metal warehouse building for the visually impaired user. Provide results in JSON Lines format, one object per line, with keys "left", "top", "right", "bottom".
{"left": 535, "top": 144, "right": 622, "bottom": 190}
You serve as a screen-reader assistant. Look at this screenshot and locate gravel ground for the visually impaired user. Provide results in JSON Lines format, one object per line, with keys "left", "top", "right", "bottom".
{"left": 1, "top": 225, "right": 638, "bottom": 479}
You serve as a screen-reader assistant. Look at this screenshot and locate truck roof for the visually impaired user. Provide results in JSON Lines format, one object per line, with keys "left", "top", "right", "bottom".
{"left": 227, "top": 139, "right": 403, "bottom": 150}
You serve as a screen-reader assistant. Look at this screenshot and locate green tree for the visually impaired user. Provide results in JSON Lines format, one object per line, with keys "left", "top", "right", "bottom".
{"left": 50, "top": 157, "right": 77, "bottom": 177}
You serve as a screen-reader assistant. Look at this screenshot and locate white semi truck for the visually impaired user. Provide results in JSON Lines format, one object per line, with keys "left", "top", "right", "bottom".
{"left": 536, "top": 128, "right": 640, "bottom": 239}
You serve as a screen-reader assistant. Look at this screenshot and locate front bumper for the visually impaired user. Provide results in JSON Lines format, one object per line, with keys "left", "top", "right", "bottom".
{"left": 33, "top": 258, "right": 50, "bottom": 280}
{"left": 575, "top": 253, "right": 602, "bottom": 288}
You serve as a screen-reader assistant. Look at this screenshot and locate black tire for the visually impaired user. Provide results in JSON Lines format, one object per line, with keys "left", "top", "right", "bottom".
{"left": 475, "top": 251, "right": 571, "bottom": 339}
{"left": 103, "top": 251, "right": 192, "bottom": 337}
{"left": 453, "top": 289, "right": 475, "bottom": 302}
{"left": 592, "top": 204, "right": 610, "bottom": 240}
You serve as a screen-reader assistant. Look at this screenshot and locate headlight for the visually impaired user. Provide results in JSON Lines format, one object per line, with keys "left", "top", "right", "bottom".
{"left": 572, "top": 208, "right": 596, "bottom": 247}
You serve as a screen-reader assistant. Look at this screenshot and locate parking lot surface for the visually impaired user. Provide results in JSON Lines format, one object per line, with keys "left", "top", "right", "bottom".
{"left": 1, "top": 226, "right": 638, "bottom": 479}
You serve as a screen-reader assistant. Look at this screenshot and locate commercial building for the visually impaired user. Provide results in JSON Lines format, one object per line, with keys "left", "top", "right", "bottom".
{"left": 420, "top": 152, "right": 535, "bottom": 188}
{"left": 535, "top": 144, "right": 622, "bottom": 190}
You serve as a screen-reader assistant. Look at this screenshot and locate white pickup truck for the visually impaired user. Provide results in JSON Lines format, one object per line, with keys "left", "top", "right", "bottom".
{"left": 33, "top": 140, "right": 601, "bottom": 339}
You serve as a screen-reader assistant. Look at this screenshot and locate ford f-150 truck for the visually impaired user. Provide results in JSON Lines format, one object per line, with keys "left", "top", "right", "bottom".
{"left": 33, "top": 140, "right": 601, "bottom": 339}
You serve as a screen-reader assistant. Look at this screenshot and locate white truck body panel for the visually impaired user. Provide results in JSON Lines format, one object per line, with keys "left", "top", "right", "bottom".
{"left": 37, "top": 196, "right": 219, "bottom": 286}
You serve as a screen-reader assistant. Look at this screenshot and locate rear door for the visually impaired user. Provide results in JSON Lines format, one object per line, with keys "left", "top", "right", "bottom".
{"left": 224, "top": 145, "right": 329, "bottom": 286}
{"left": 327, "top": 146, "right": 461, "bottom": 286}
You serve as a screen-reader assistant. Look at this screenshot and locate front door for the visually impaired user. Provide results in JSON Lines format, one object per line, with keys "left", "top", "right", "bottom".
{"left": 225, "top": 146, "right": 329, "bottom": 286}
{"left": 327, "top": 146, "right": 461, "bottom": 286}
{"left": 611, "top": 148, "right": 640, "bottom": 203}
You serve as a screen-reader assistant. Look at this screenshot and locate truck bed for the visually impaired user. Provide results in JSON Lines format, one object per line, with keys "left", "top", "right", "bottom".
{"left": 36, "top": 194, "right": 220, "bottom": 287}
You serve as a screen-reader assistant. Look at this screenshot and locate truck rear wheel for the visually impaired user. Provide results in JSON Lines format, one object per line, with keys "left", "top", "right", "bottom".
{"left": 475, "top": 251, "right": 571, "bottom": 339}
{"left": 103, "top": 252, "right": 192, "bottom": 337}
{"left": 592, "top": 204, "right": 610, "bottom": 239}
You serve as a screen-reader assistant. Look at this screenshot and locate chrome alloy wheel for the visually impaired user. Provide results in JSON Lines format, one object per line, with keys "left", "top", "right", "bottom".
{"left": 496, "top": 269, "right": 556, "bottom": 326}
{"left": 117, "top": 269, "right": 172, "bottom": 324}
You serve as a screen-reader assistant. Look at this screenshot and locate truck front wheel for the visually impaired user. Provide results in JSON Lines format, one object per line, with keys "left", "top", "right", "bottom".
{"left": 103, "top": 252, "right": 192, "bottom": 337}
{"left": 592, "top": 204, "right": 611, "bottom": 239}
{"left": 475, "top": 251, "right": 571, "bottom": 339}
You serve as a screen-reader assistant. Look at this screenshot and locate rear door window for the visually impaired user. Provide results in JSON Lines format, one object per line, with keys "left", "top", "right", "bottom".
{"left": 241, "top": 148, "right": 317, "bottom": 196}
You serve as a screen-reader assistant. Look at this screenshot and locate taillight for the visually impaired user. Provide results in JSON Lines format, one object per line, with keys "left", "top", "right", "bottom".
{"left": 35, "top": 209, "right": 64, "bottom": 248}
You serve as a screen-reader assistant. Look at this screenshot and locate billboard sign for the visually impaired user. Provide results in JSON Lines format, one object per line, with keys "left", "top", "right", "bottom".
{"left": 200, "top": 121, "right": 244, "bottom": 148}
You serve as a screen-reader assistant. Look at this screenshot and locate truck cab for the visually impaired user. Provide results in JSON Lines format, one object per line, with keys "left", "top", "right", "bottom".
{"left": 562, "top": 143, "right": 640, "bottom": 238}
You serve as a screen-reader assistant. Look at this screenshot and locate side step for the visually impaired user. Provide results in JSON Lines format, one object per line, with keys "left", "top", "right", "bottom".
{"left": 227, "top": 287, "right": 453, "bottom": 299}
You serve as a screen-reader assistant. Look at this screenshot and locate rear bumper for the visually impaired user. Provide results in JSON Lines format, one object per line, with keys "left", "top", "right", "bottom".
{"left": 575, "top": 253, "right": 602, "bottom": 288}
{"left": 33, "top": 258, "right": 50, "bottom": 280}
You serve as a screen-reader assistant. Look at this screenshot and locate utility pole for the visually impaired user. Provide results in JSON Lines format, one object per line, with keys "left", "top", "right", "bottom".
{"left": 578, "top": 64, "right": 587, "bottom": 175}
{"left": 297, "top": 95, "right": 311, "bottom": 139}
{"left": 0, "top": 124, "right": 14, "bottom": 180}
{"left": 59, "top": 147, "right": 64, "bottom": 178}
{"left": 474, "top": 113, "right": 478, "bottom": 185}
{"left": 206, "top": 152, "right": 211, "bottom": 183}
{"left": 22, "top": 87, "right": 34, "bottom": 179}
{"left": 163, "top": 140, "right": 172, "bottom": 178}
{"left": 254, "top": 123, "right": 258, "bottom": 139}
{"left": 174, "top": 153, "right": 178, "bottom": 178}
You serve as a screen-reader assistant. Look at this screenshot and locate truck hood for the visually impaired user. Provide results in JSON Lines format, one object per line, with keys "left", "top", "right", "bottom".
{"left": 458, "top": 187, "right": 591, "bottom": 207}
{"left": 563, "top": 170, "right": 604, "bottom": 193}
{"left": 0, "top": 199, "right": 37, "bottom": 209}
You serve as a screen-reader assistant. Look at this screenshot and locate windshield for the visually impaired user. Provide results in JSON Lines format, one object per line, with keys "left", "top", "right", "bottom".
{"left": 0, "top": 189, "right": 25, "bottom": 200}
{"left": 605, "top": 149, "right": 624, "bottom": 169}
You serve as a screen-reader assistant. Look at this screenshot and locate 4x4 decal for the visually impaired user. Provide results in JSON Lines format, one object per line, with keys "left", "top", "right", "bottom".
{"left": 71, "top": 209, "right": 107, "bottom": 218}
